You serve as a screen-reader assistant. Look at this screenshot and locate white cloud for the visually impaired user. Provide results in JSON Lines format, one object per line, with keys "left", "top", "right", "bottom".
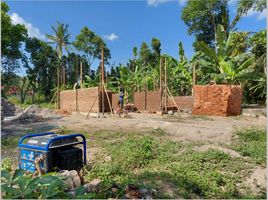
{"left": 243, "top": 8, "right": 267, "bottom": 20}
{"left": 104, "top": 33, "right": 119, "bottom": 41}
{"left": 10, "top": 12, "right": 46, "bottom": 40}
{"left": 147, "top": 0, "right": 186, "bottom": 7}
{"left": 147, "top": 0, "right": 170, "bottom": 7}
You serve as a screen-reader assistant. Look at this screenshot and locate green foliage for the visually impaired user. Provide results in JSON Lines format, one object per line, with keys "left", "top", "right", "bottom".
{"left": 232, "top": 127, "right": 266, "bottom": 165}
{"left": 1, "top": 2, "right": 27, "bottom": 72}
{"left": 73, "top": 26, "right": 111, "bottom": 66}
{"left": 83, "top": 130, "right": 264, "bottom": 199}
{"left": 181, "top": 0, "right": 229, "bottom": 48}
{"left": 1, "top": 169, "right": 70, "bottom": 199}
{"left": 1, "top": 158, "right": 13, "bottom": 172}
{"left": 46, "top": 21, "right": 71, "bottom": 60}
{"left": 197, "top": 24, "right": 254, "bottom": 84}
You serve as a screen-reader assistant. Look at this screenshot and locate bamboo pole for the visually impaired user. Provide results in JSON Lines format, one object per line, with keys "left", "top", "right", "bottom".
{"left": 80, "top": 61, "right": 83, "bottom": 88}
{"left": 76, "top": 58, "right": 78, "bottom": 84}
{"left": 160, "top": 57, "right": 162, "bottom": 111}
{"left": 164, "top": 57, "right": 167, "bottom": 112}
{"left": 192, "top": 63, "right": 196, "bottom": 96}
{"left": 57, "top": 67, "right": 60, "bottom": 109}
{"left": 101, "top": 47, "right": 105, "bottom": 114}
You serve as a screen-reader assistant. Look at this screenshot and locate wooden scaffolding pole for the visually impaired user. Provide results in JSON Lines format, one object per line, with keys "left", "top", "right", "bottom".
{"left": 101, "top": 46, "right": 105, "bottom": 114}
{"left": 160, "top": 57, "right": 162, "bottom": 111}
{"left": 80, "top": 61, "right": 83, "bottom": 88}
{"left": 192, "top": 63, "right": 196, "bottom": 96}
{"left": 57, "top": 67, "right": 60, "bottom": 109}
{"left": 164, "top": 57, "right": 167, "bottom": 112}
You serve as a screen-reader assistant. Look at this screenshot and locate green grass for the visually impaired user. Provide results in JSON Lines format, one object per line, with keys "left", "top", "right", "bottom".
{"left": 231, "top": 127, "right": 266, "bottom": 165}
{"left": 83, "top": 130, "right": 265, "bottom": 199}
{"left": 3, "top": 128, "right": 265, "bottom": 199}
{"left": 7, "top": 96, "right": 56, "bottom": 109}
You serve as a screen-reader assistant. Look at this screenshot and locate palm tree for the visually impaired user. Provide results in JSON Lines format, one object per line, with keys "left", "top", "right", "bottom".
{"left": 46, "top": 22, "right": 71, "bottom": 108}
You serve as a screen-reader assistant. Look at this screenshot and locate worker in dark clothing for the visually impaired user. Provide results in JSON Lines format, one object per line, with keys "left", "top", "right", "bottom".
{"left": 118, "top": 87, "right": 124, "bottom": 110}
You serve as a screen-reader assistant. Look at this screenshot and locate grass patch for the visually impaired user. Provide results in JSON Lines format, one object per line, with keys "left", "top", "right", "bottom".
{"left": 232, "top": 127, "right": 266, "bottom": 165}
{"left": 84, "top": 131, "right": 263, "bottom": 199}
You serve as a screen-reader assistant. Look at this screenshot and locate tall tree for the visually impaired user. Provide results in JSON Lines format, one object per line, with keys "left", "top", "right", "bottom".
{"left": 1, "top": 2, "right": 27, "bottom": 82}
{"left": 73, "top": 26, "right": 111, "bottom": 75}
{"left": 46, "top": 22, "right": 71, "bottom": 86}
{"left": 46, "top": 22, "right": 71, "bottom": 107}
{"left": 24, "top": 37, "right": 58, "bottom": 101}
{"left": 181, "top": 0, "right": 229, "bottom": 49}
{"left": 178, "top": 41, "right": 186, "bottom": 62}
{"left": 139, "top": 42, "right": 151, "bottom": 67}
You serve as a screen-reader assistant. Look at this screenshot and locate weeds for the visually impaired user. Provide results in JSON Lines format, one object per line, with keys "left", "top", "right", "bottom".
{"left": 85, "top": 131, "right": 264, "bottom": 199}
{"left": 232, "top": 127, "right": 266, "bottom": 165}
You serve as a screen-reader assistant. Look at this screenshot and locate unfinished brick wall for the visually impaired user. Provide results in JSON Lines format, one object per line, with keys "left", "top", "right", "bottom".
{"left": 60, "top": 87, "right": 114, "bottom": 113}
{"left": 134, "top": 92, "right": 146, "bottom": 111}
{"left": 167, "top": 96, "right": 194, "bottom": 110}
{"left": 134, "top": 90, "right": 194, "bottom": 112}
{"left": 192, "top": 85, "right": 242, "bottom": 116}
{"left": 111, "top": 94, "right": 119, "bottom": 111}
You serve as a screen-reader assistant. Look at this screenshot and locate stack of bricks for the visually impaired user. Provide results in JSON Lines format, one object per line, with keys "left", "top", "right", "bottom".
{"left": 192, "top": 85, "right": 242, "bottom": 116}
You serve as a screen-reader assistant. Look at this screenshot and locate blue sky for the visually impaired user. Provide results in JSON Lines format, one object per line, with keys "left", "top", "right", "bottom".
{"left": 6, "top": 0, "right": 267, "bottom": 74}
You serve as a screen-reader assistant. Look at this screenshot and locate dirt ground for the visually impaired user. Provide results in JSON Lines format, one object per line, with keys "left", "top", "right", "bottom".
{"left": 1, "top": 111, "right": 267, "bottom": 196}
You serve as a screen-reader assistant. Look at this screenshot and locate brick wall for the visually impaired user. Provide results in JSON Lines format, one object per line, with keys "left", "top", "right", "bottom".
{"left": 134, "top": 90, "right": 194, "bottom": 112}
{"left": 167, "top": 96, "right": 194, "bottom": 110}
{"left": 60, "top": 87, "right": 114, "bottom": 113}
{"left": 134, "top": 92, "right": 146, "bottom": 111}
{"left": 147, "top": 91, "right": 162, "bottom": 112}
{"left": 111, "top": 93, "right": 119, "bottom": 111}
{"left": 192, "top": 85, "right": 242, "bottom": 116}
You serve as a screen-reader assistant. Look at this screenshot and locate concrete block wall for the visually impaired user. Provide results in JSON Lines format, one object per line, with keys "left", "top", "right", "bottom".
{"left": 192, "top": 85, "right": 242, "bottom": 116}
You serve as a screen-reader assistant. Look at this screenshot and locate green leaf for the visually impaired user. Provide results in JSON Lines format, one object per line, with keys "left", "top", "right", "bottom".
{"left": 196, "top": 42, "right": 219, "bottom": 64}
{"left": 12, "top": 169, "right": 24, "bottom": 182}
{"left": 1, "top": 170, "right": 11, "bottom": 182}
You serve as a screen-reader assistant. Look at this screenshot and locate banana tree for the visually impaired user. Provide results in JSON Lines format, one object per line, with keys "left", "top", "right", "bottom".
{"left": 197, "top": 24, "right": 254, "bottom": 84}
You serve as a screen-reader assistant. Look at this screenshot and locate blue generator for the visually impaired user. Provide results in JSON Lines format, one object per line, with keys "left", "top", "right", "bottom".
{"left": 18, "top": 132, "right": 87, "bottom": 173}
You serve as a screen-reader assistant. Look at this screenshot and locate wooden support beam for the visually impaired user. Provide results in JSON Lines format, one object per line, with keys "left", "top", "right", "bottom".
{"left": 164, "top": 57, "right": 167, "bottom": 112}
{"left": 192, "top": 63, "right": 196, "bottom": 96}
{"left": 160, "top": 57, "right": 162, "bottom": 111}
{"left": 101, "top": 46, "right": 105, "bottom": 114}
{"left": 80, "top": 61, "right": 83, "bottom": 88}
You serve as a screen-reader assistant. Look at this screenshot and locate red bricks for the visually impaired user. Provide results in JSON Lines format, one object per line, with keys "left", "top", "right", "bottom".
{"left": 134, "top": 90, "right": 194, "bottom": 112}
{"left": 192, "top": 85, "right": 242, "bottom": 116}
{"left": 60, "top": 87, "right": 117, "bottom": 113}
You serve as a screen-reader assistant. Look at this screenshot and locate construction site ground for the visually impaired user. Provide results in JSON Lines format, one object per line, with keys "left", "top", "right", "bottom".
{"left": 1, "top": 108, "right": 267, "bottom": 198}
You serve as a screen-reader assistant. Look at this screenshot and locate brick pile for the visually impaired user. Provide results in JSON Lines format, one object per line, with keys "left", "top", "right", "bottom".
{"left": 192, "top": 85, "right": 242, "bottom": 116}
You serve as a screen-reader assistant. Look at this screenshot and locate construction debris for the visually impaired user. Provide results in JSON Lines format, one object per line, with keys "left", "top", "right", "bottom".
{"left": 1, "top": 98, "right": 22, "bottom": 117}
{"left": 1, "top": 99, "right": 60, "bottom": 124}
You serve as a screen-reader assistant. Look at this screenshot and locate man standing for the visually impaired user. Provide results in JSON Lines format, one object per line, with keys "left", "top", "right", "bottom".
{"left": 118, "top": 87, "right": 124, "bottom": 110}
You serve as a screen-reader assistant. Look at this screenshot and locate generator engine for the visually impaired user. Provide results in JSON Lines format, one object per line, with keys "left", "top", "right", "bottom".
{"left": 18, "top": 132, "right": 86, "bottom": 173}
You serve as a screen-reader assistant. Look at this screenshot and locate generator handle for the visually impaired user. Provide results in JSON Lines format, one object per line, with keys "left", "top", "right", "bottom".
{"left": 46, "top": 134, "right": 87, "bottom": 165}
{"left": 18, "top": 132, "right": 55, "bottom": 145}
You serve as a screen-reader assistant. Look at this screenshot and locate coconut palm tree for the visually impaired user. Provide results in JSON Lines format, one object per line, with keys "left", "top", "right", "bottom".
{"left": 46, "top": 22, "right": 71, "bottom": 108}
